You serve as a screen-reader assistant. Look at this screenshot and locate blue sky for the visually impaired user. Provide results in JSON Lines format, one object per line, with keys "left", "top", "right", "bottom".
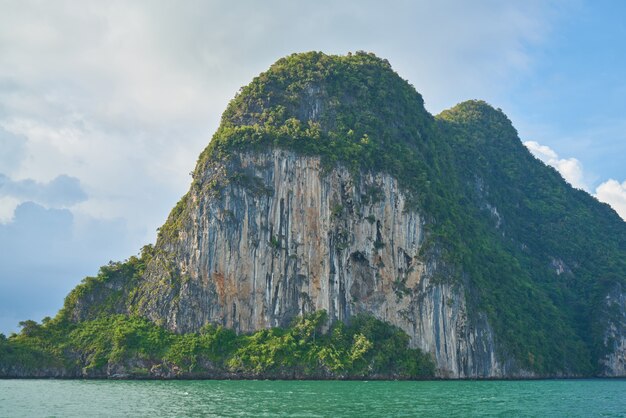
{"left": 0, "top": 0, "right": 625, "bottom": 334}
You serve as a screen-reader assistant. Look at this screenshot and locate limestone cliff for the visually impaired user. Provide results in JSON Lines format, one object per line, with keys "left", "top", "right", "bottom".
{"left": 134, "top": 149, "right": 508, "bottom": 377}
{"left": 70, "top": 51, "right": 626, "bottom": 378}
{"left": 11, "top": 51, "right": 625, "bottom": 379}
{"left": 600, "top": 284, "right": 626, "bottom": 376}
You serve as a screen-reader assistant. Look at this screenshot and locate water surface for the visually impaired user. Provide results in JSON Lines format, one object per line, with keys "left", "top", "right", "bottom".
{"left": 1, "top": 379, "right": 625, "bottom": 417}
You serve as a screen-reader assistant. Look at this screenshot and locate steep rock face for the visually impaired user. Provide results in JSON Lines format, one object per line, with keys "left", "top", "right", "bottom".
{"left": 5, "top": 52, "right": 626, "bottom": 380}
{"left": 601, "top": 284, "right": 626, "bottom": 376}
{"left": 135, "top": 149, "right": 509, "bottom": 377}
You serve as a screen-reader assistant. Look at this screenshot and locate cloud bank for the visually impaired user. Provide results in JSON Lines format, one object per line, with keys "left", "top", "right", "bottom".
{"left": 0, "top": 174, "right": 87, "bottom": 209}
{"left": 0, "top": 201, "right": 137, "bottom": 335}
{"left": 1, "top": 1, "right": 623, "bottom": 334}
{"left": 524, "top": 140, "right": 587, "bottom": 190}
{"left": 595, "top": 180, "right": 626, "bottom": 221}
{"left": 524, "top": 141, "right": 626, "bottom": 220}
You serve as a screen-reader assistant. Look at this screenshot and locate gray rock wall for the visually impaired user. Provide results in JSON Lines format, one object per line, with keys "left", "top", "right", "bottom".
{"left": 136, "top": 149, "right": 512, "bottom": 377}
{"left": 601, "top": 284, "right": 626, "bottom": 376}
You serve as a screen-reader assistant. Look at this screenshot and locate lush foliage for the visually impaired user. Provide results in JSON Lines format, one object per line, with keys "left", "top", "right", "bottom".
{"left": 58, "top": 244, "right": 156, "bottom": 322}
{"left": 190, "top": 51, "right": 442, "bottom": 213}
{"left": 437, "top": 101, "right": 626, "bottom": 373}
{"left": 167, "top": 52, "right": 626, "bottom": 375}
{"left": 202, "top": 51, "right": 433, "bottom": 170}
{"left": 0, "top": 311, "right": 434, "bottom": 379}
{"left": 227, "top": 311, "right": 433, "bottom": 377}
{"left": 4, "top": 52, "right": 625, "bottom": 378}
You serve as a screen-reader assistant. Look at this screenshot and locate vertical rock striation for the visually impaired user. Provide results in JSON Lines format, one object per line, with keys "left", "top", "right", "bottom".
{"left": 601, "top": 284, "right": 626, "bottom": 376}
{"left": 134, "top": 149, "right": 509, "bottom": 377}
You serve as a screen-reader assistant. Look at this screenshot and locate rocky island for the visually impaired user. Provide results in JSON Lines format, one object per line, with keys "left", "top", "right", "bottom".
{"left": 1, "top": 52, "right": 625, "bottom": 379}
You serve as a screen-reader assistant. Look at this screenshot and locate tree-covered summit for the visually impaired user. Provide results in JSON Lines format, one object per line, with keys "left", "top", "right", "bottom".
{"left": 439, "top": 100, "right": 518, "bottom": 140}
{"left": 198, "top": 51, "right": 434, "bottom": 173}
{"left": 222, "top": 50, "right": 431, "bottom": 136}
{"left": 437, "top": 98, "right": 626, "bottom": 374}
{"left": 2, "top": 52, "right": 625, "bottom": 379}
{"left": 169, "top": 52, "right": 625, "bottom": 375}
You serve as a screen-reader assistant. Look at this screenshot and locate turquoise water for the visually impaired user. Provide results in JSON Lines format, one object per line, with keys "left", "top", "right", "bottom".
{"left": 1, "top": 379, "right": 625, "bottom": 417}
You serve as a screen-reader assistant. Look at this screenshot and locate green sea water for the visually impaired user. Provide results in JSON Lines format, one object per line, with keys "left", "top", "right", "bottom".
{"left": 1, "top": 379, "right": 625, "bottom": 417}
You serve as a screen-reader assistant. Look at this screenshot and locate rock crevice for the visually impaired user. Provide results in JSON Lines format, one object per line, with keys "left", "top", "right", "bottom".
{"left": 136, "top": 149, "right": 509, "bottom": 378}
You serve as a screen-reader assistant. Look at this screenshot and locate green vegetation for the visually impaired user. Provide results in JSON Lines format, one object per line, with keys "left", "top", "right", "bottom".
{"left": 185, "top": 51, "right": 441, "bottom": 220}
{"left": 437, "top": 101, "right": 626, "bottom": 374}
{"left": 199, "top": 51, "right": 433, "bottom": 176}
{"left": 3, "top": 52, "right": 625, "bottom": 378}
{"left": 164, "top": 52, "right": 626, "bottom": 375}
{"left": 0, "top": 311, "right": 434, "bottom": 379}
{"left": 59, "top": 244, "right": 155, "bottom": 322}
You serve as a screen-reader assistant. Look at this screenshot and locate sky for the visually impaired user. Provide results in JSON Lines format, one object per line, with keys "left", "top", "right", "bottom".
{"left": 1, "top": 0, "right": 625, "bottom": 335}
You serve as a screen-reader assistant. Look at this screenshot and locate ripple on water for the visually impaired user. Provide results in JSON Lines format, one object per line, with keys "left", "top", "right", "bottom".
{"left": 0, "top": 379, "right": 625, "bottom": 417}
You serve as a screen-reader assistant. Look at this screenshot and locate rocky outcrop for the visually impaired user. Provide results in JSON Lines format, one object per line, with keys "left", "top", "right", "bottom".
{"left": 133, "top": 149, "right": 515, "bottom": 378}
{"left": 600, "top": 284, "right": 626, "bottom": 376}
{"left": 5, "top": 52, "right": 625, "bottom": 380}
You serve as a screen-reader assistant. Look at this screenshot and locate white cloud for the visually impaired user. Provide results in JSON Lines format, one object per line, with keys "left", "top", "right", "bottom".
{"left": 0, "top": 196, "right": 20, "bottom": 223}
{"left": 524, "top": 140, "right": 626, "bottom": 221}
{"left": 0, "top": 1, "right": 566, "bottom": 241}
{"left": 0, "top": 202, "right": 140, "bottom": 334}
{"left": 0, "top": 173, "right": 87, "bottom": 207}
{"left": 523, "top": 140, "right": 558, "bottom": 161}
{"left": 551, "top": 158, "right": 586, "bottom": 191}
{"left": 0, "top": 127, "right": 26, "bottom": 175}
{"left": 0, "top": 0, "right": 575, "bottom": 333}
{"left": 595, "top": 179, "right": 626, "bottom": 221}
{"left": 524, "top": 141, "right": 588, "bottom": 190}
